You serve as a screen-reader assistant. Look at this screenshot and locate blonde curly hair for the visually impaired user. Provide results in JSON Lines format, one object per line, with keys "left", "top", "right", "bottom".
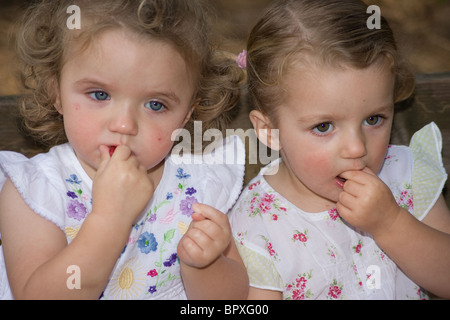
{"left": 246, "top": 0, "right": 415, "bottom": 123}
{"left": 16, "top": 0, "right": 244, "bottom": 147}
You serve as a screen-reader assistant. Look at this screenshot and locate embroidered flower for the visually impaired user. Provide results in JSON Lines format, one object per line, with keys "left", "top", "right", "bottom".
{"left": 176, "top": 168, "right": 190, "bottom": 180}
{"left": 292, "top": 230, "right": 308, "bottom": 246}
{"left": 163, "top": 253, "right": 178, "bottom": 267}
{"left": 327, "top": 279, "right": 343, "bottom": 300}
{"left": 66, "top": 191, "right": 78, "bottom": 199}
{"left": 397, "top": 187, "right": 414, "bottom": 212}
{"left": 147, "top": 213, "right": 157, "bottom": 223}
{"left": 65, "top": 174, "right": 82, "bottom": 184}
{"left": 296, "top": 276, "right": 308, "bottom": 290}
{"left": 258, "top": 193, "right": 275, "bottom": 213}
{"left": 166, "top": 192, "right": 173, "bottom": 200}
{"left": 286, "top": 270, "right": 313, "bottom": 300}
{"left": 292, "top": 289, "right": 305, "bottom": 300}
{"left": 353, "top": 239, "right": 363, "bottom": 256}
{"left": 81, "top": 193, "right": 90, "bottom": 202}
{"left": 148, "top": 286, "right": 157, "bottom": 294}
{"left": 67, "top": 199, "right": 87, "bottom": 221}
{"left": 267, "top": 242, "right": 276, "bottom": 257}
{"left": 180, "top": 196, "right": 198, "bottom": 216}
{"left": 138, "top": 232, "right": 158, "bottom": 254}
{"left": 328, "top": 285, "right": 342, "bottom": 299}
{"left": 258, "top": 200, "right": 272, "bottom": 213}
{"left": 236, "top": 231, "right": 247, "bottom": 246}
{"left": 147, "top": 269, "right": 158, "bottom": 277}
{"left": 248, "top": 181, "right": 260, "bottom": 190}
{"left": 248, "top": 192, "right": 286, "bottom": 220}
{"left": 328, "top": 208, "right": 339, "bottom": 221}
{"left": 185, "top": 187, "right": 197, "bottom": 196}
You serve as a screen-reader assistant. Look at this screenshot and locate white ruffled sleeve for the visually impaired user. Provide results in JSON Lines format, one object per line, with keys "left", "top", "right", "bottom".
{"left": 200, "top": 135, "right": 246, "bottom": 214}
{"left": 410, "top": 122, "right": 448, "bottom": 220}
{"left": 0, "top": 151, "right": 66, "bottom": 230}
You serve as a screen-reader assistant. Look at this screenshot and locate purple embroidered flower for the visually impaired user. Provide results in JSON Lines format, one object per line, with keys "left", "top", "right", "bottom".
{"left": 148, "top": 213, "right": 157, "bottom": 223}
{"left": 66, "top": 191, "right": 78, "bottom": 199}
{"left": 67, "top": 199, "right": 87, "bottom": 221}
{"left": 166, "top": 192, "right": 173, "bottom": 200}
{"left": 180, "top": 196, "right": 198, "bottom": 216}
{"left": 148, "top": 286, "right": 157, "bottom": 294}
{"left": 138, "top": 232, "right": 158, "bottom": 254}
{"left": 163, "top": 253, "right": 178, "bottom": 267}
{"left": 185, "top": 187, "right": 196, "bottom": 196}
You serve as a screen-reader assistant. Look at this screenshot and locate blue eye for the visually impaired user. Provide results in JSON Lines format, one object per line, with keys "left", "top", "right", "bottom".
{"left": 365, "top": 116, "right": 382, "bottom": 126}
{"left": 145, "top": 101, "right": 166, "bottom": 112}
{"left": 89, "top": 91, "right": 110, "bottom": 101}
{"left": 313, "top": 122, "right": 333, "bottom": 134}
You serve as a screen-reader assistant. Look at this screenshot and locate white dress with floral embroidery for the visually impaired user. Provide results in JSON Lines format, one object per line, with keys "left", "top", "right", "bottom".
{"left": 0, "top": 136, "right": 245, "bottom": 300}
{"left": 229, "top": 123, "right": 447, "bottom": 300}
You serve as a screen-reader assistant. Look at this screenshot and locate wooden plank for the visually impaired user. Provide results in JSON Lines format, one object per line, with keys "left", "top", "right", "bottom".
{"left": 0, "top": 95, "right": 47, "bottom": 157}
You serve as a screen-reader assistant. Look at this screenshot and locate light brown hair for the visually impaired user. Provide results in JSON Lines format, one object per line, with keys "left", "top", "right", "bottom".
{"left": 16, "top": 0, "right": 244, "bottom": 147}
{"left": 246, "top": 0, "right": 414, "bottom": 123}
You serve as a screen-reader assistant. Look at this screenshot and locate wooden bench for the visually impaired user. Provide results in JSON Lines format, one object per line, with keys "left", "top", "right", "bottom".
{"left": 1, "top": 72, "right": 449, "bottom": 208}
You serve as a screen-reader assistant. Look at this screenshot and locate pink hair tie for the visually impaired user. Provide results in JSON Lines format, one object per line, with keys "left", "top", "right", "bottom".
{"left": 236, "top": 50, "right": 247, "bottom": 69}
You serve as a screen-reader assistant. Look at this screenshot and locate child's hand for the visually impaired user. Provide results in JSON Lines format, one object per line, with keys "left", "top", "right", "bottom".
{"left": 91, "top": 145, "right": 154, "bottom": 226}
{"left": 177, "top": 203, "right": 231, "bottom": 269}
{"left": 336, "top": 167, "right": 402, "bottom": 237}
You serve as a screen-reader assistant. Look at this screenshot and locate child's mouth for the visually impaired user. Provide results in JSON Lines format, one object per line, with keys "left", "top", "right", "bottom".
{"left": 109, "top": 146, "right": 117, "bottom": 157}
{"left": 336, "top": 176, "right": 347, "bottom": 188}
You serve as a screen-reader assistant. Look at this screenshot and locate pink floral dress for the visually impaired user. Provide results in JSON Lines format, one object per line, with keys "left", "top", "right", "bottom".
{"left": 0, "top": 136, "right": 245, "bottom": 300}
{"left": 229, "top": 122, "right": 447, "bottom": 300}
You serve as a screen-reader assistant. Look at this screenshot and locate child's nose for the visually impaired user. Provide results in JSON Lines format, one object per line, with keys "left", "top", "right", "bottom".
{"left": 108, "top": 104, "right": 138, "bottom": 136}
{"left": 341, "top": 129, "right": 367, "bottom": 160}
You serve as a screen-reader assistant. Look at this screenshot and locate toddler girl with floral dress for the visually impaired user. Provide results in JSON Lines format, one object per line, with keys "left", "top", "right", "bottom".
{"left": 229, "top": 0, "right": 450, "bottom": 300}
{"left": 0, "top": 0, "right": 248, "bottom": 300}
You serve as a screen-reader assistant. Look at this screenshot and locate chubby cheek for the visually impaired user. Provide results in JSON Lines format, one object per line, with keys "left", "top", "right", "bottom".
{"left": 138, "top": 130, "right": 177, "bottom": 169}
{"left": 63, "top": 105, "right": 99, "bottom": 150}
{"left": 301, "top": 150, "right": 333, "bottom": 181}
{"left": 370, "top": 142, "right": 390, "bottom": 174}
{"left": 283, "top": 136, "right": 331, "bottom": 180}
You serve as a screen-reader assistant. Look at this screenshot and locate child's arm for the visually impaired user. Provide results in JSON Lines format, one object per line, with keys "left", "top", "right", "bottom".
{"left": 178, "top": 203, "right": 249, "bottom": 299}
{"left": 0, "top": 146, "right": 154, "bottom": 299}
{"left": 337, "top": 168, "right": 450, "bottom": 299}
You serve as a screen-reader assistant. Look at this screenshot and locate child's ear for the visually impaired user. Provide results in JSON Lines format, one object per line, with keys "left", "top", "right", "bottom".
{"left": 182, "top": 98, "right": 199, "bottom": 127}
{"left": 249, "top": 110, "right": 280, "bottom": 151}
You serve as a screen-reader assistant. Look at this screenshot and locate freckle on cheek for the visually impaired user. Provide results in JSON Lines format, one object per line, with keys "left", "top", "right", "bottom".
{"left": 74, "top": 103, "right": 80, "bottom": 110}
